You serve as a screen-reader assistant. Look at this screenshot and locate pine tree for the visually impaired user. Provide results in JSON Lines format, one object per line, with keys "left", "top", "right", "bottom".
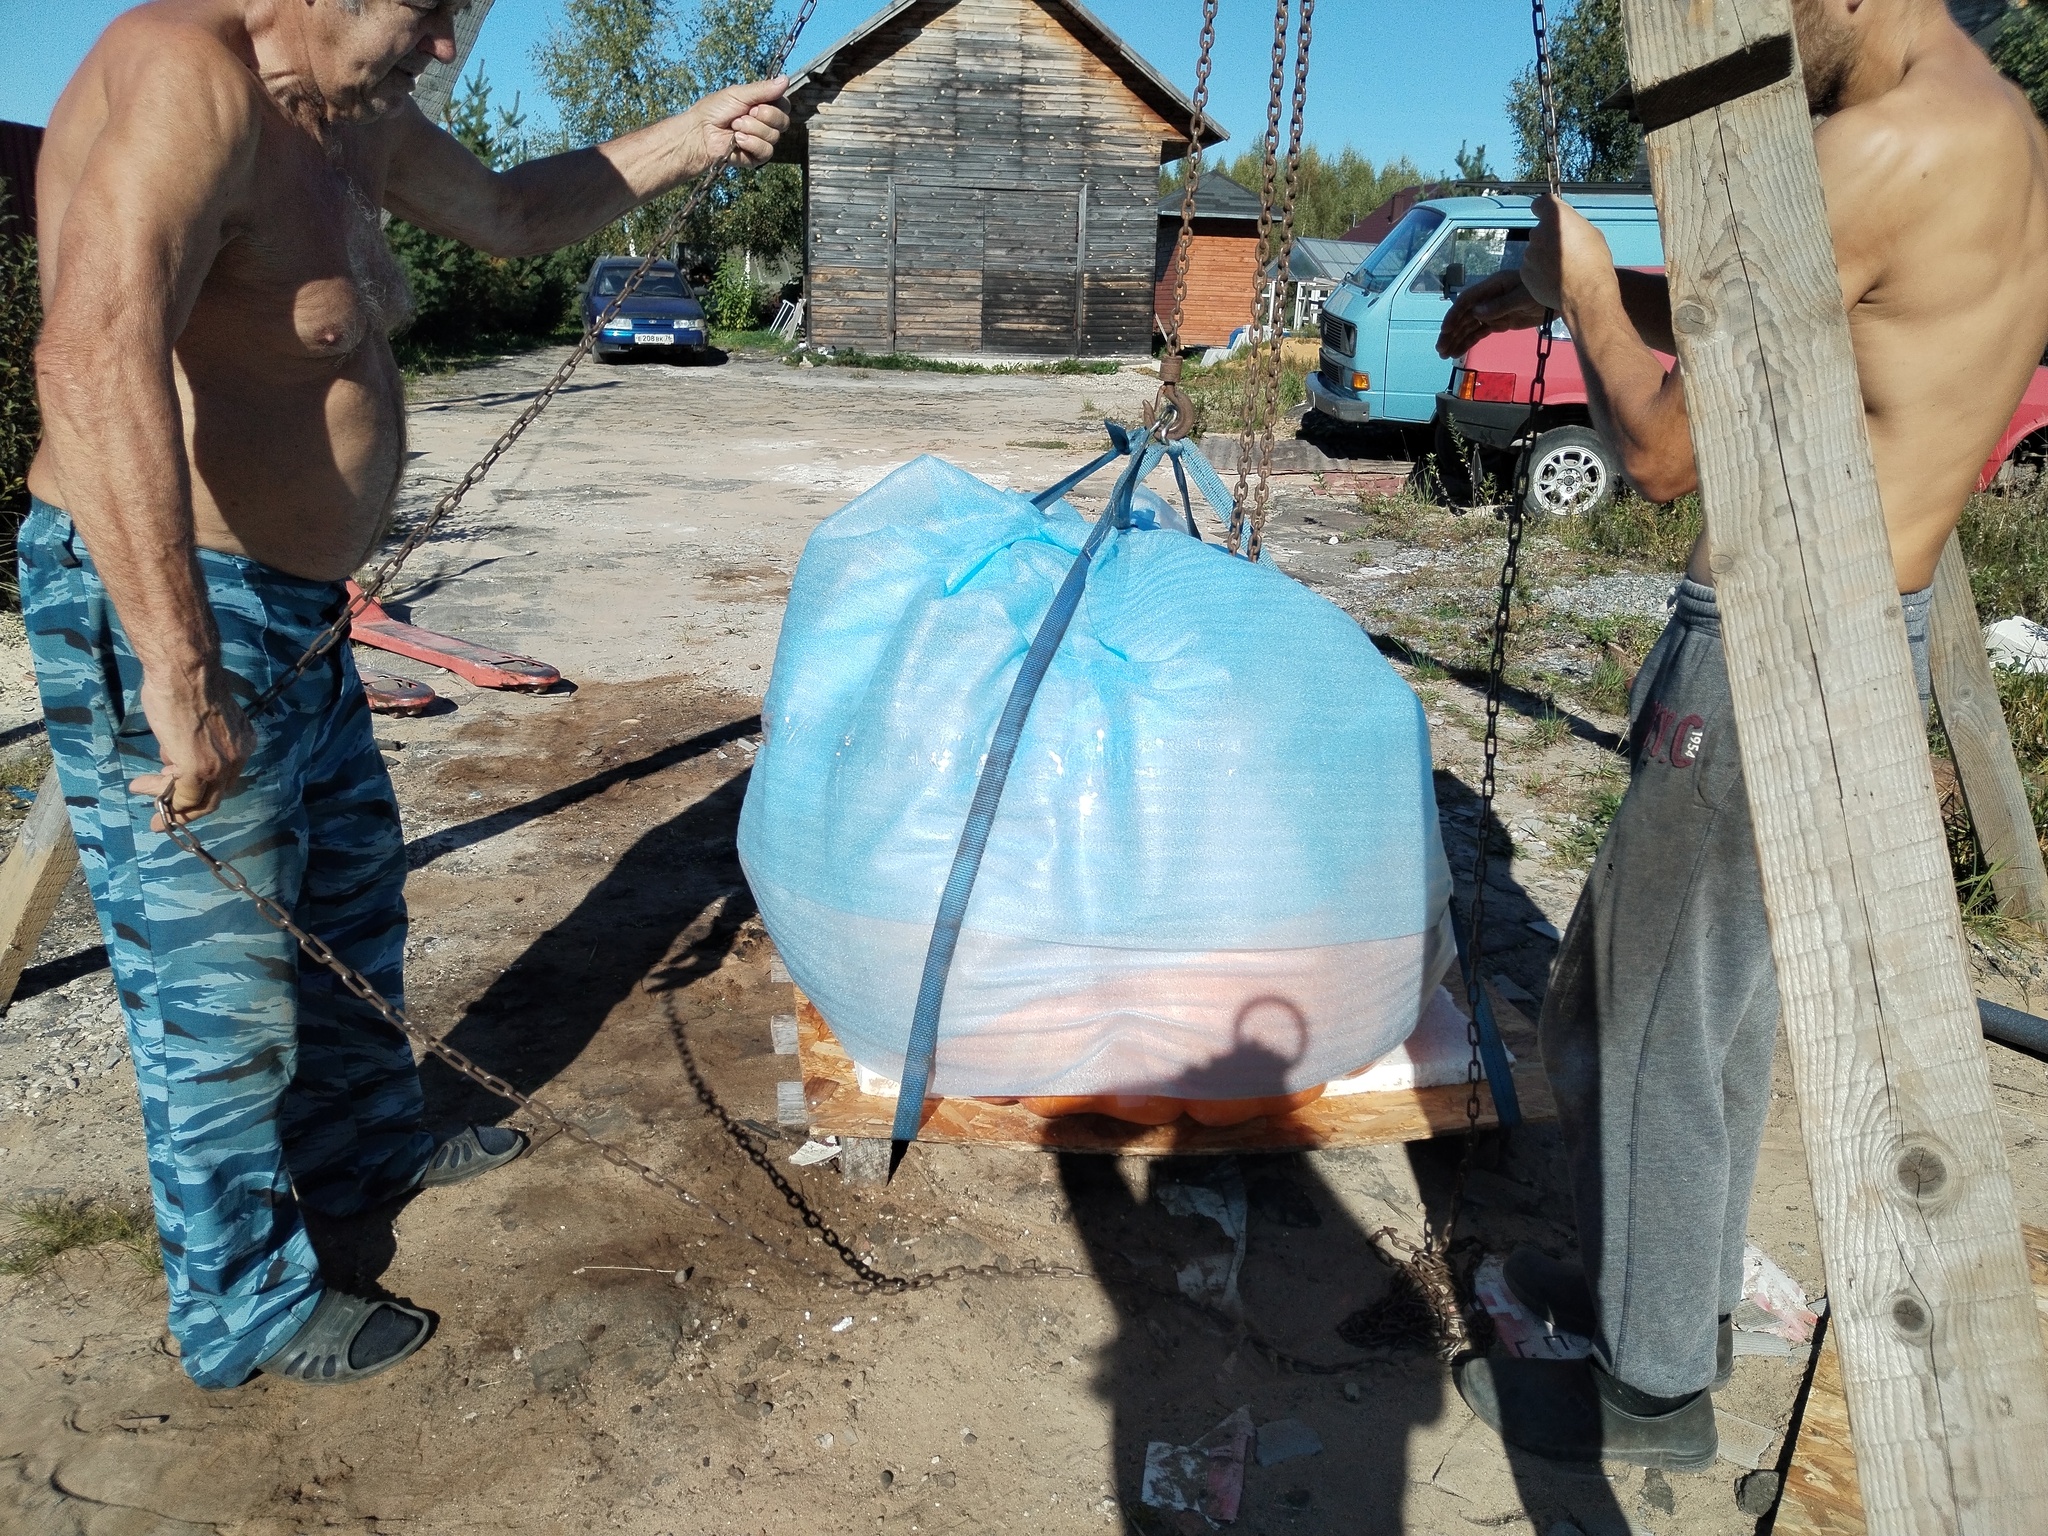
{"left": 1504, "top": 0, "right": 1642, "bottom": 184}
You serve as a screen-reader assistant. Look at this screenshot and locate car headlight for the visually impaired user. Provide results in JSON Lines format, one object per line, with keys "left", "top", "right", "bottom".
{"left": 673, "top": 318, "right": 701, "bottom": 330}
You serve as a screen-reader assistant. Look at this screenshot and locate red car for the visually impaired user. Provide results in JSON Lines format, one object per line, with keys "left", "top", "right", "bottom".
{"left": 1438, "top": 319, "right": 2048, "bottom": 514}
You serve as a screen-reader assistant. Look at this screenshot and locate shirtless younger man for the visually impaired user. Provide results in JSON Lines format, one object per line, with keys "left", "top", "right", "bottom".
{"left": 27, "top": 0, "right": 785, "bottom": 1389}
{"left": 1437, "top": 0, "right": 2048, "bottom": 1466}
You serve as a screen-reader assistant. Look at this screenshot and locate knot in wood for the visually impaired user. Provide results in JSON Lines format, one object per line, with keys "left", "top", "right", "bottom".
{"left": 1674, "top": 302, "right": 1712, "bottom": 337}
{"left": 1896, "top": 1143, "right": 1949, "bottom": 1203}
{"left": 1890, "top": 1292, "right": 1932, "bottom": 1340}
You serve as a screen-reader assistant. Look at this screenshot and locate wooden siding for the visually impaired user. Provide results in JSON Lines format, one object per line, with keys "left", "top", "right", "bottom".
{"left": 802, "top": 0, "right": 1178, "bottom": 357}
{"left": 1153, "top": 222, "right": 1259, "bottom": 349}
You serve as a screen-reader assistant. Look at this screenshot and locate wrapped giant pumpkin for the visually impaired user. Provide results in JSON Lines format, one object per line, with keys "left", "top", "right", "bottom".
{"left": 738, "top": 455, "right": 1456, "bottom": 1114}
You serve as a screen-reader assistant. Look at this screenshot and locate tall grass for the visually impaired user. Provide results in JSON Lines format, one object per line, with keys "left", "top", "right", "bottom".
{"left": 1181, "top": 355, "right": 1309, "bottom": 438}
{"left": 1556, "top": 489, "right": 1702, "bottom": 571}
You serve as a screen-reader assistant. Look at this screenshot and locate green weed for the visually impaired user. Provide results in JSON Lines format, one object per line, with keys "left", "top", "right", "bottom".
{"left": 0, "top": 1197, "right": 159, "bottom": 1278}
{"left": 1557, "top": 490, "right": 1702, "bottom": 570}
{"left": 1529, "top": 706, "right": 1569, "bottom": 749}
{"left": 1007, "top": 440, "right": 1075, "bottom": 451}
{"left": 1960, "top": 483, "right": 2048, "bottom": 629}
{"left": 795, "top": 349, "right": 1118, "bottom": 376}
{"left": 1587, "top": 653, "right": 1633, "bottom": 716}
{"left": 1558, "top": 781, "right": 1626, "bottom": 866}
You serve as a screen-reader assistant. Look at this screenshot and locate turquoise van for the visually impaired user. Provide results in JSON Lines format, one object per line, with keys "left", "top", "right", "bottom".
{"left": 1306, "top": 192, "right": 1664, "bottom": 431}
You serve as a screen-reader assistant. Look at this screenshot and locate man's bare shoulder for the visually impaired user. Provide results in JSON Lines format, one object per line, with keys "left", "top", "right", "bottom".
{"left": 1815, "top": 38, "right": 2048, "bottom": 228}
{"left": 59, "top": 3, "right": 266, "bottom": 148}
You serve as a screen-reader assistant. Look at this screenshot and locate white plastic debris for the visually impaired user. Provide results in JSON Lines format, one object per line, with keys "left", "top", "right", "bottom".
{"left": 1158, "top": 1162, "right": 1249, "bottom": 1312}
{"left": 1474, "top": 1255, "right": 1594, "bottom": 1361}
{"left": 789, "top": 1138, "right": 841, "bottom": 1167}
{"left": 1738, "top": 1244, "right": 1820, "bottom": 1344}
{"left": 1987, "top": 615, "right": 2048, "bottom": 674}
{"left": 1141, "top": 1406, "right": 1252, "bottom": 1523}
{"left": 831, "top": 1316, "right": 854, "bottom": 1333}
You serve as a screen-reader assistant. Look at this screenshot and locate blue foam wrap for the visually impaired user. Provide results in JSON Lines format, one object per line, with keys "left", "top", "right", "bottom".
{"left": 739, "top": 455, "right": 1455, "bottom": 1099}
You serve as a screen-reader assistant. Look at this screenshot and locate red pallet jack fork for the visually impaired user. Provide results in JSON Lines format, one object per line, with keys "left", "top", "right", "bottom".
{"left": 345, "top": 581, "right": 562, "bottom": 691}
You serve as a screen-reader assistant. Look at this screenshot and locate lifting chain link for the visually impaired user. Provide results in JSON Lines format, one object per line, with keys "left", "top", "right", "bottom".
{"left": 1229, "top": 0, "right": 1314, "bottom": 560}
{"left": 1144, "top": 0, "right": 1219, "bottom": 444}
{"left": 1403, "top": 0, "right": 1567, "bottom": 1357}
{"left": 252, "top": 0, "right": 821, "bottom": 715}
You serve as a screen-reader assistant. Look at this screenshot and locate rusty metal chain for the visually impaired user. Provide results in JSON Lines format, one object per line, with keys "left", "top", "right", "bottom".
{"left": 1243, "top": 0, "right": 1314, "bottom": 563}
{"left": 250, "top": 0, "right": 821, "bottom": 714}
{"left": 1227, "top": 0, "right": 1296, "bottom": 554}
{"left": 1144, "top": 0, "right": 1219, "bottom": 443}
{"left": 1399, "top": 0, "right": 1567, "bottom": 1359}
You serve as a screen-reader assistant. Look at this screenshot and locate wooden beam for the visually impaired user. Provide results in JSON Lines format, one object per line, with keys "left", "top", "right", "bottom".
{"left": 0, "top": 766, "right": 79, "bottom": 1013}
{"left": 1927, "top": 532, "right": 2048, "bottom": 926}
{"left": 411, "top": 0, "right": 496, "bottom": 126}
{"left": 1617, "top": 2, "right": 2048, "bottom": 1529}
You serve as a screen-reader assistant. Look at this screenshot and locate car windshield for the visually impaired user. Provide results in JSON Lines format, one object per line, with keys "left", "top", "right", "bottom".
{"left": 1350, "top": 208, "right": 1445, "bottom": 297}
{"left": 596, "top": 270, "right": 690, "bottom": 298}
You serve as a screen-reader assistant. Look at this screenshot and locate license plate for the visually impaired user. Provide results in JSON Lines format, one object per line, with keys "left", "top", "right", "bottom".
{"left": 633, "top": 332, "right": 676, "bottom": 346}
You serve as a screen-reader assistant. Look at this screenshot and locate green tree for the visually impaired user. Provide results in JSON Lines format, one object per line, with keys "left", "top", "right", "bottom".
{"left": 386, "top": 69, "right": 585, "bottom": 354}
{"left": 0, "top": 189, "right": 39, "bottom": 526}
{"left": 1992, "top": 6, "right": 2048, "bottom": 122}
{"left": 1453, "top": 140, "right": 1497, "bottom": 182}
{"left": 1505, "top": 0, "right": 1642, "bottom": 183}
{"left": 534, "top": 0, "right": 697, "bottom": 258}
{"left": 1163, "top": 147, "right": 1424, "bottom": 242}
{"left": 685, "top": 0, "right": 803, "bottom": 268}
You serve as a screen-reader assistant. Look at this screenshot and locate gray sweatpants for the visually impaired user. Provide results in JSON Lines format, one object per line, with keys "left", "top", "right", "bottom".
{"left": 1539, "top": 576, "right": 1931, "bottom": 1396}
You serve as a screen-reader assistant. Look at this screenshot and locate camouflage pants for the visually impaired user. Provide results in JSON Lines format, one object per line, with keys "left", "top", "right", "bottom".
{"left": 20, "top": 500, "right": 433, "bottom": 1389}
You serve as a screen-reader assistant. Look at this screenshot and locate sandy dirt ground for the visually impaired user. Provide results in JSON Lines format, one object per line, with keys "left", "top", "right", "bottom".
{"left": 4, "top": 346, "right": 2047, "bottom": 1536}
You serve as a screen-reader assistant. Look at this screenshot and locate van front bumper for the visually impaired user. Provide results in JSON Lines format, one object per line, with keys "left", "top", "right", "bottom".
{"left": 1307, "top": 373, "right": 1371, "bottom": 424}
{"left": 1437, "top": 393, "right": 1527, "bottom": 450}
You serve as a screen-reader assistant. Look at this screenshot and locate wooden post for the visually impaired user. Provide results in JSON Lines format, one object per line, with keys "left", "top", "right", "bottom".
{"left": 410, "top": 0, "right": 496, "bottom": 126}
{"left": 1617, "top": 3, "right": 2048, "bottom": 1529}
{"left": 1927, "top": 531, "right": 2048, "bottom": 925}
{"left": 886, "top": 176, "right": 898, "bottom": 355}
{"left": 0, "top": 766, "right": 79, "bottom": 1012}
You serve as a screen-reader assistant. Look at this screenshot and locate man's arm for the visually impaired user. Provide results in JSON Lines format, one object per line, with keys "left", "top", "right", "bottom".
{"left": 34, "top": 32, "right": 259, "bottom": 825}
{"left": 382, "top": 78, "right": 789, "bottom": 258}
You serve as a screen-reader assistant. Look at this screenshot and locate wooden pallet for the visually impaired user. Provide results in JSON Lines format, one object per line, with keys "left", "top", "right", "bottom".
{"left": 790, "top": 974, "right": 1552, "bottom": 1183}
{"left": 1774, "top": 1224, "right": 2048, "bottom": 1535}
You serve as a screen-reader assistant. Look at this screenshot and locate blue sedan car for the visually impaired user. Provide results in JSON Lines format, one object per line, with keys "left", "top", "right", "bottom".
{"left": 581, "top": 257, "right": 709, "bottom": 362}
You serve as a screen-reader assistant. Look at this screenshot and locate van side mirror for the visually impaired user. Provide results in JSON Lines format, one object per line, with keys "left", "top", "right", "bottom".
{"left": 1442, "top": 262, "right": 1467, "bottom": 296}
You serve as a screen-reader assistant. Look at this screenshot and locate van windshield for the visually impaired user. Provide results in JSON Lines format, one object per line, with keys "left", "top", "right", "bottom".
{"left": 1350, "top": 208, "right": 1445, "bottom": 298}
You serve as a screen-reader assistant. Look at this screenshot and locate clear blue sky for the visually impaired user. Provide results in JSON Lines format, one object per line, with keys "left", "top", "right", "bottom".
{"left": 0, "top": 1, "right": 1531, "bottom": 177}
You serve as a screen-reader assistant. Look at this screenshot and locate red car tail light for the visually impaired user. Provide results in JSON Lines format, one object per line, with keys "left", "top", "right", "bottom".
{"left": 1453, "top": 368, "right": 1518, "bottom": 403}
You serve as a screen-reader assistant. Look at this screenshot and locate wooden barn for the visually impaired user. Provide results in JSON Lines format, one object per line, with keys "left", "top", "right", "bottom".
{"left": 780, "top": 0, "right": 1226, "bottom": 358}
{"left": 1152, "top": 175, "right": 1263, "bottom": 349}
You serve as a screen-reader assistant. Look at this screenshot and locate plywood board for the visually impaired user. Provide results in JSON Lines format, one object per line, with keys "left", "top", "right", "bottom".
{"left": 793, "top": 975, "right": 1553, "bottom": 1155}
{"left": 1776, "top": 1226, "right": 2048, "bottom": 1536}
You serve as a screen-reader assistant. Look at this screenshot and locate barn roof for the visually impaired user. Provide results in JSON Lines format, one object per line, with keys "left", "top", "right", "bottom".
{"left": 787, "top": 0, "right": 1228, "bottom": 160}
{"left": 1155, "top": 174, "right": 1264, "bottom": 225}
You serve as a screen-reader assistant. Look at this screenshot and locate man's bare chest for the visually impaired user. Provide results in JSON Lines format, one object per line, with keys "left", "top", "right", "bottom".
{"left": 189, "top": 129, "right": 412, "bottom": 365}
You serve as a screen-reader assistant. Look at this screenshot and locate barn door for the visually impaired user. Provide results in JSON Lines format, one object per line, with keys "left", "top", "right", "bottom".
{"left": 892, "top": 184, "right": 987, "bottom": 354}
{"left": 982, "top": 190, "right": 1082, "bottom": 356}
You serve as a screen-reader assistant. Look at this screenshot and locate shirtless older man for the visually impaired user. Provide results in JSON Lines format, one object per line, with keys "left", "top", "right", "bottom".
{"left": 25, "top": 0, "right": 785, "bottom": 1390}
{"left": 1437, "top": 0, "right": 2048, "bottom": 1467}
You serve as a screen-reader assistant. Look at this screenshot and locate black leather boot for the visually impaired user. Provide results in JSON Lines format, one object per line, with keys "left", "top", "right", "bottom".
{"left": 1454, "top": 1354, "right": 1719, "bottom": 1471}
{"left": 1502, "top": 1245, "right": 1733, "bottom": 1389}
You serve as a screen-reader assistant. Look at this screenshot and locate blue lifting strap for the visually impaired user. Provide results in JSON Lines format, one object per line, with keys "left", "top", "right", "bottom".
{"left": 1453, "top": 913, "right": 1523, "bottom": 1129}
{"left": 886, "top": 429, "right": 1306, "bottom": 1165}
{"left": 891, "top": 428, "right": 1159, "bottom": 1154}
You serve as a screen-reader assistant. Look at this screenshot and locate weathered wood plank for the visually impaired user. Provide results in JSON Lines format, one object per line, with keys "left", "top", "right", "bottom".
{"left": 793, "top": 978, "right": 1553, "bottom": 1154}
{"left": 1619, "top": 1, "right": 2048, "bottom": 1528}
{"left": 0, "top": 766, "right": 79, "bottom": 1012}
{"left": 1927, "top": 531, "right": 2048, "bottom": 924}
{"left": 1776, "top": 1227, "right": 2048, "bottom": 1536}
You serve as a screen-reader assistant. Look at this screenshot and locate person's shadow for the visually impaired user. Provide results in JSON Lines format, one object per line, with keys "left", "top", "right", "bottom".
{"left": 1058, "top": 829, "right": 1636, "bottom": 1532}
{"left": 1056, "top": 998, "right": 1447, "bottom": 1531}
